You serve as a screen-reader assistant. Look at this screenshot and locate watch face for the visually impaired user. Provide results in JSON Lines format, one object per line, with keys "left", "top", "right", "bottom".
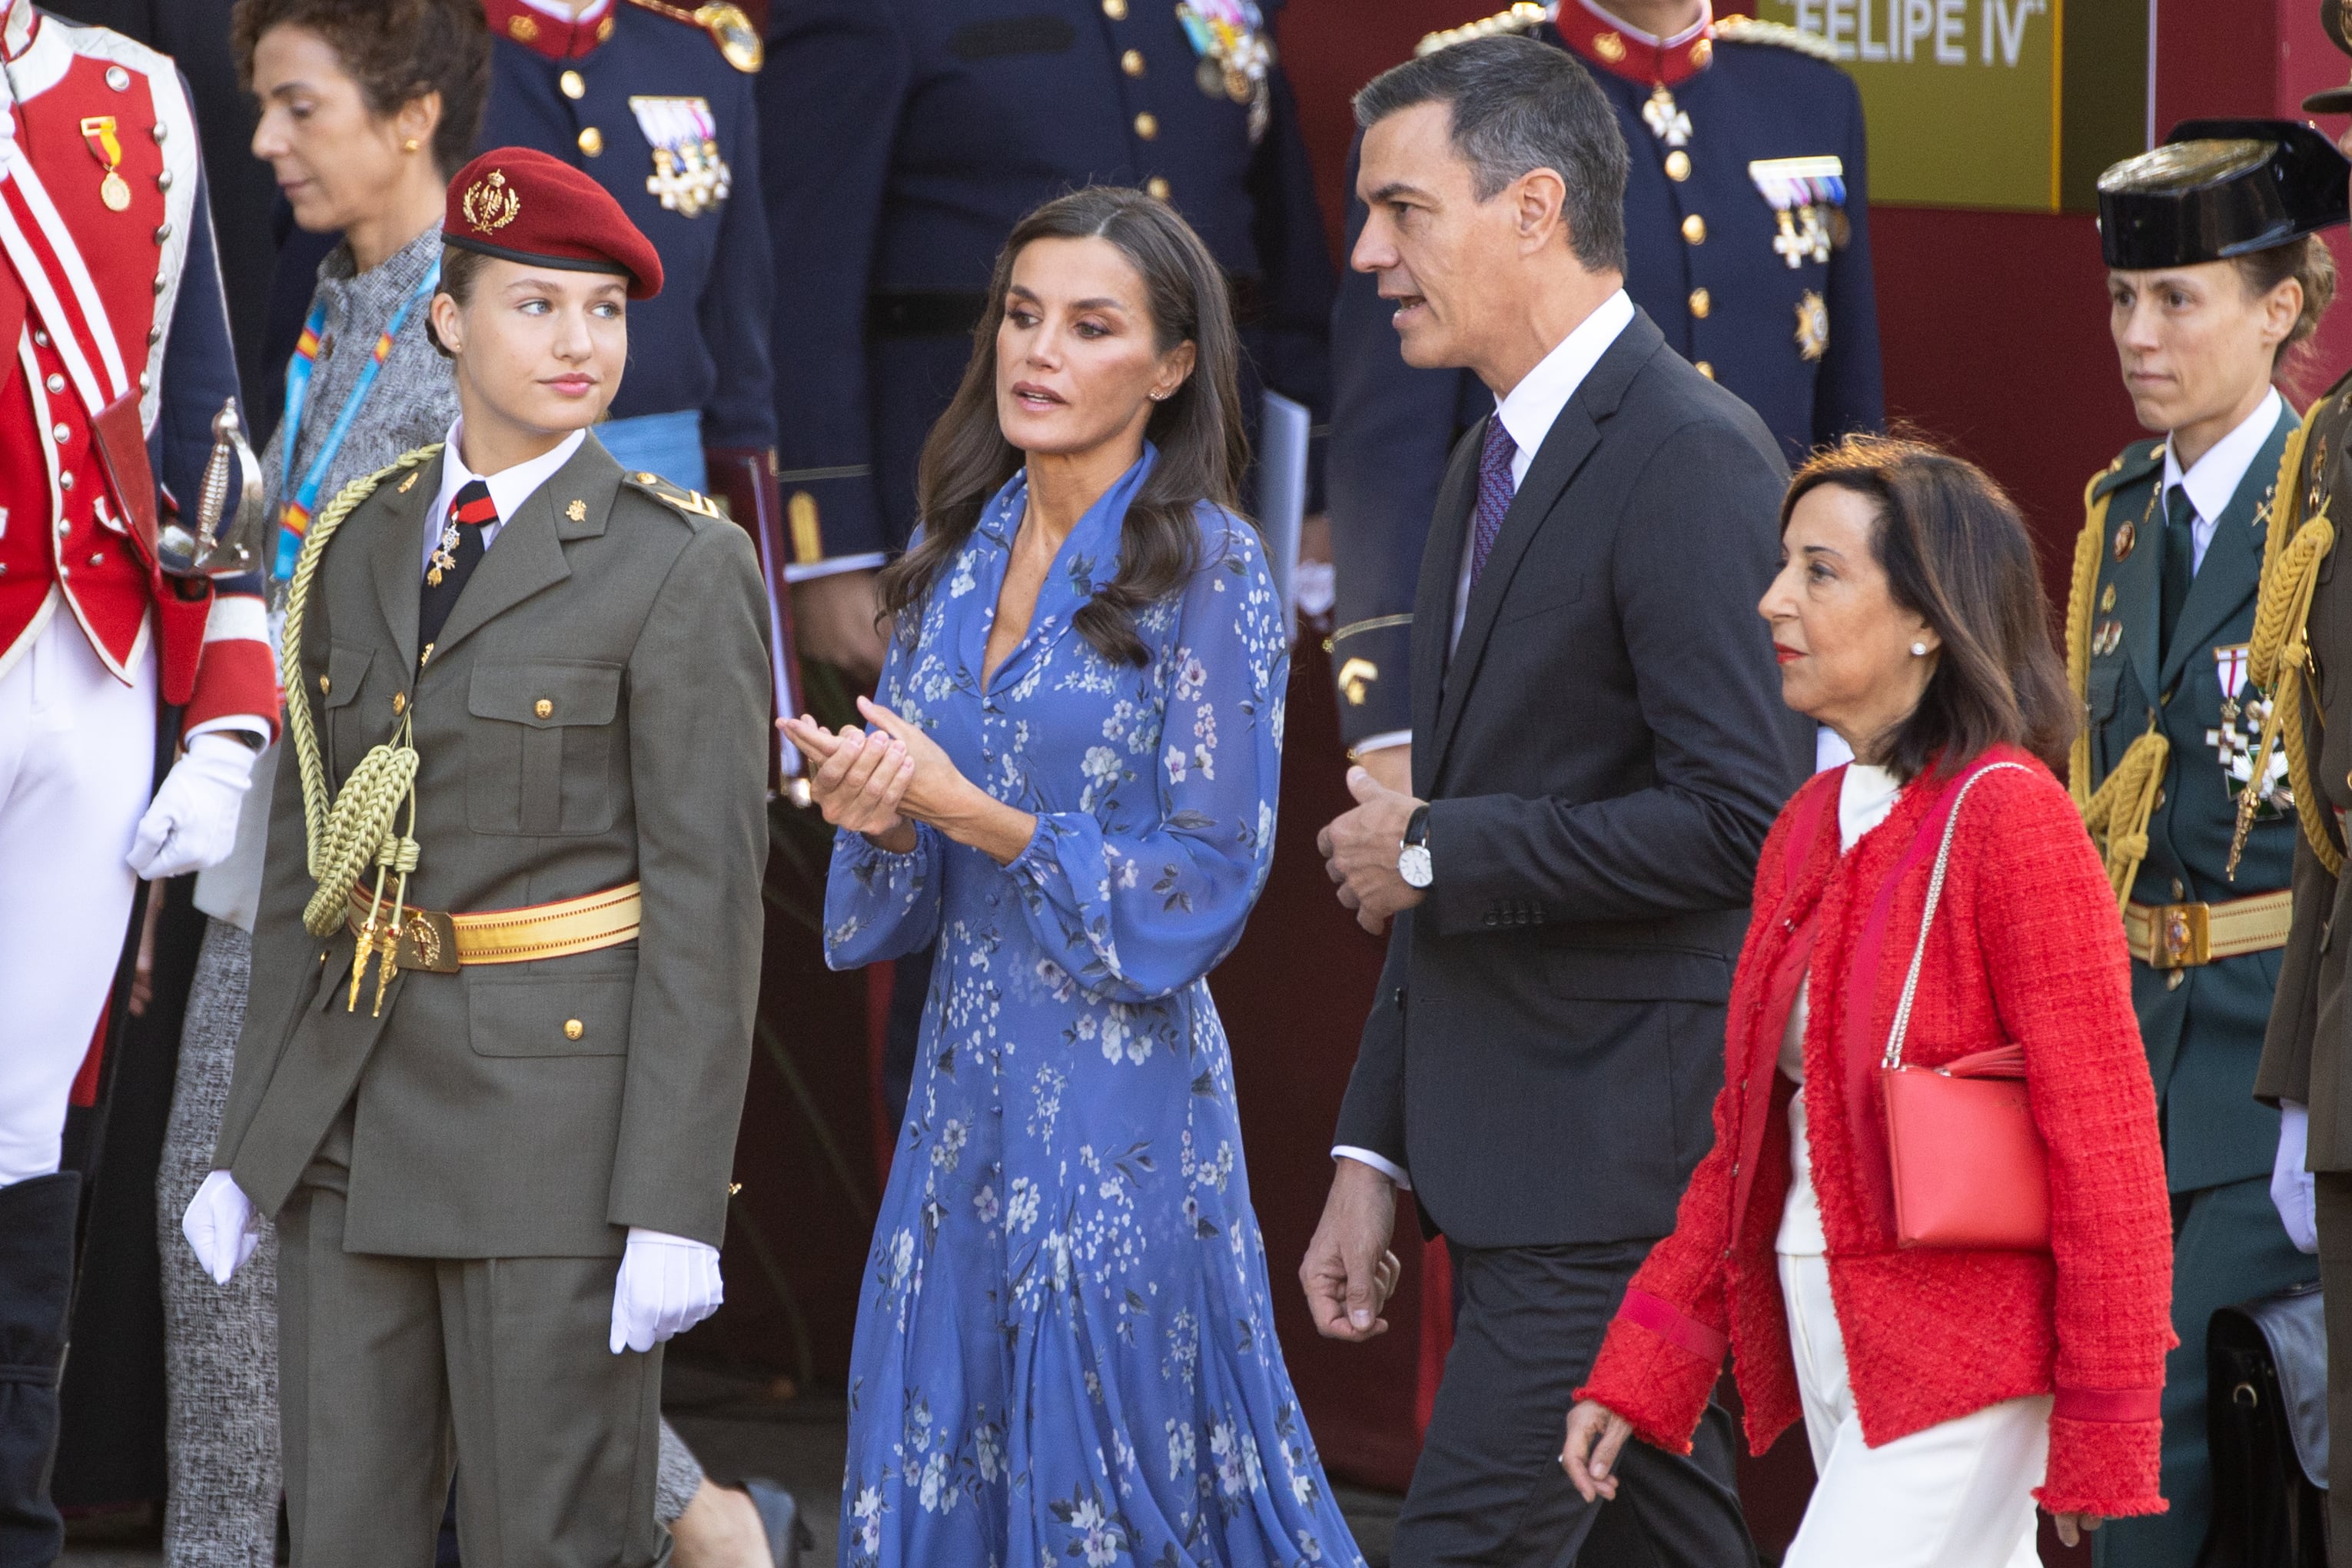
{"left": 1398, "top": 842, "right": 1433, "bottom": 889}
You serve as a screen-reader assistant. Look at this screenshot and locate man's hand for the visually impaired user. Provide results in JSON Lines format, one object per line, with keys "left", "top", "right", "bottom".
{"left": 1353, "top": 742, "right": 1412, "bottom": 797}
{"left": 1317, "top": 766, "right": 1425, "bottom": 935}
{"left": 1301, "top": 1157, "right": 1400, "bottom": 1341}
{"left": 790, "top": 569, "right": 887, "bottom": 689}
{"left": 610, "top": 1227, "right": 724, "bottom": 1354}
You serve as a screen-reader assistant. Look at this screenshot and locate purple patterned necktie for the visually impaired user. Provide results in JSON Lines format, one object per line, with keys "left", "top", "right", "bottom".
{"left": 1470, "top": 415, "right": 1517, "bottom": 587}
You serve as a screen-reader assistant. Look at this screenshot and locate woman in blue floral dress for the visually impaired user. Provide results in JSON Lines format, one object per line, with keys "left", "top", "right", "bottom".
{"left": 782, "top": 189, "right": 1366, "bottom": 1568}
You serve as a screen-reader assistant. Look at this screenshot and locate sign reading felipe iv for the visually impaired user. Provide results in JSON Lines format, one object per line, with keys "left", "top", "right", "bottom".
{"left": 1759, "top": 0, "right": 2062, "bottom": 211}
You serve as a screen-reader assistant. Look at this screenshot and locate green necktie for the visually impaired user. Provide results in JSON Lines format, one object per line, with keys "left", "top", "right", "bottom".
{"left": 2159, "top": 483, "right": 2196, "bottom": 666}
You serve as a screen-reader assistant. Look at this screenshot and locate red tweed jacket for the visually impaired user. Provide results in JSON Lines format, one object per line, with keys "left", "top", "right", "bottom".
{"left": 1577, "top": 749, "right": 2173, "bottom": 1518}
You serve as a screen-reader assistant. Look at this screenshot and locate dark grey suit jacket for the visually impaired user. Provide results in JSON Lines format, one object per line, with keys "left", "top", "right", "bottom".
{"left": 1333, "top": 309, "right": 1809, "bottom": 1250}
{"left": 214, "top": 435, "right": 771, "bottom": 1257}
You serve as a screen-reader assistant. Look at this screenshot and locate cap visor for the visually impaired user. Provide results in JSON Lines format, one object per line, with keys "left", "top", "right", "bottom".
{"left": 2306, "top": 85, "right": 2352, "bottom": 114}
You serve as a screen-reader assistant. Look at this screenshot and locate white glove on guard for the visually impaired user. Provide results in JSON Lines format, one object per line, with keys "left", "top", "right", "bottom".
{"left": 129, "top": 732, "right": 259, "bottom": 879}
{"left": 182, "top": 1168, "right": 261, "bottom": 1284}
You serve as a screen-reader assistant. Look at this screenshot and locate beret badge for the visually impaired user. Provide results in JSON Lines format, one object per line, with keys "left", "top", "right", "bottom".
{"left": 461, "top": 170, "right": 521, "bottom": 235}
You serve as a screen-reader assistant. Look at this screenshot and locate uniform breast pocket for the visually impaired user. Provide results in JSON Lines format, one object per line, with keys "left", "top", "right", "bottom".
{"left": 321, "top": 641, "right": 374, "bottom": 779}
{"left": 467, "top": 661, "right": 625, "bottom": 836}
{"left": 466, "top": 965, "right": 633, "bottom": 1058}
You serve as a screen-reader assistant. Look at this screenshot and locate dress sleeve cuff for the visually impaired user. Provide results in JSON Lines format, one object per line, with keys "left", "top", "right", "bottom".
{"left": 1332, "top": 1145, "right": 1410, "bottom": 1191}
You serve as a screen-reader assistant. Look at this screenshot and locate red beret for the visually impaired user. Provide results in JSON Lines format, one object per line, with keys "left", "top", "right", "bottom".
{"left": 443, "top": 147, "right": 663, "bottom": 301}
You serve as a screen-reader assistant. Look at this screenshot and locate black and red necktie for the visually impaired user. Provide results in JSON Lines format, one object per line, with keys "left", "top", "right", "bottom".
{"left": 420, "top": 479, "right": 496, "bottom": 649}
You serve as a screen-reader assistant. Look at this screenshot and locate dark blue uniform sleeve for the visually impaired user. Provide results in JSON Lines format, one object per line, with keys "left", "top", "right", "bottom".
{"left": 153, "top": 109, "right": 241, "bottom": 515}
{"left": 1244, "top": 58, "right": 1334, "bottom": 503}
{"left": 702, "top": 65, "right": 777, "bottom": 450}
{"left": 1324, "top": 135, "right": 1471, "bottom": 748}
{"left": 1813, "top": 68, "right": 1882, "bottom": 446}
{"left": 760, "top": 0, "right": 913, "bottom": 566}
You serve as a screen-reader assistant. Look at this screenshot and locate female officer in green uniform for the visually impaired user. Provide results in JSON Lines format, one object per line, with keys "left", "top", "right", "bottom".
{"left": 2067, "top": 118, "right": 2350, "bottom": 1568}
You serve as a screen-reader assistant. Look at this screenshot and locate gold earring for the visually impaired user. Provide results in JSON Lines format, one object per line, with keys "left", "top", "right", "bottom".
{"left": 403, "top": 137, "right": 421, "bottom": 153}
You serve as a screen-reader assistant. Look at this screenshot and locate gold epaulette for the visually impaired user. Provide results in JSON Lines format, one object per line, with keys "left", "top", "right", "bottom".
{"left": 1416, "top": 2, "right": 1549, "bottom": 57}
{"left": 623, "top": 0, "right": 762, "bottom": 70}
{"left": 623, "top": 469, "right": 727, "bottom": 520}
{"left": 1710, "top": 14, "right": 1841, "bottom": 62}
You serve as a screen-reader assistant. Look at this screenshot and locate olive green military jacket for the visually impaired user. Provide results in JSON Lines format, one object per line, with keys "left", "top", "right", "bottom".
{"left": 2261, "top": 371, "right": 2352, "bottom": 1170}
{"left": 214, "top": 434, "right": 771, "bottom": 1257}
{"left": 2082, "top": 406, "right": 2296, "bottom": 1192}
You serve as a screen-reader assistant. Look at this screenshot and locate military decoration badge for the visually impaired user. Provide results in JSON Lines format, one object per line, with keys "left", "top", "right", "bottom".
{"left": 629, "top": 96, "right": 731, "bottom": 219}
{"left": 1749, "top": 155, "right": 1846, "bottom": 268}
{"left": 2210, "top": 641, "right": 2293, "bottom": 817}
{"left": 461, "top": 170, "right": 521, "bottom": 234}
{"left": 1176, "top": 0, "right": 1275, "bottom": 143}
{"left": 1641, "top": 87, "right": 1692, "bottom": 149}
{"left": 1794, "top": 289, "right": 1829, "bottom": 362}
{"left": 78, "top": 115, "right": 131, "bottom": 211}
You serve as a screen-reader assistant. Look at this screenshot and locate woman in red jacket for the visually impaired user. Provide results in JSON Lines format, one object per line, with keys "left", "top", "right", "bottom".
{"left": 1562, "top": 436, "right": 2174, "bottom": 1564}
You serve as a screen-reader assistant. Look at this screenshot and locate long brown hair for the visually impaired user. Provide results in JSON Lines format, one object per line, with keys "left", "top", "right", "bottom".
{"left": 876, "top": 187, "right": 1249, "bottom": 666}
{"left": 1782, "top": 434, "right": 2076, "bottom": 782}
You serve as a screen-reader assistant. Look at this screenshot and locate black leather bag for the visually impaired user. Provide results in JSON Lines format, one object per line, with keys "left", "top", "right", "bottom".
{"left": 2198, "top": 1281, "right": 2329, "bottom": 1568}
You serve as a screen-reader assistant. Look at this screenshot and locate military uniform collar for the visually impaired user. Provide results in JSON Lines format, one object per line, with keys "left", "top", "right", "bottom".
{"left": 1, "top": 0, "right": 33, "bottom": 64}
{"left": 2164, "top": 387, "right": 2289, "bottom": 527}
{"left": 2093, "top": 437, "right": 2168, "bottom": 501}
{"left": 1555, "top": 0, "right": 1716, "bottom": 88}
{"left": 485, "top": 0, "right": 616, "bottom": 61}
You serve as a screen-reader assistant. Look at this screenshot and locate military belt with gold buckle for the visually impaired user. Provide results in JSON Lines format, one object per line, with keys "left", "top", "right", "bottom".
{"left": 2122, "top": 889, "right": 2293, "bottom": 970}
{"left": 344, "top": 881, "right": 642, "bottom": 973}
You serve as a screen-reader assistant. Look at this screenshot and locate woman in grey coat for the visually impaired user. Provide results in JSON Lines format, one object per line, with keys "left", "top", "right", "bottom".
{"left": 173, "top": 5, "right": 776, "bottom": 1564}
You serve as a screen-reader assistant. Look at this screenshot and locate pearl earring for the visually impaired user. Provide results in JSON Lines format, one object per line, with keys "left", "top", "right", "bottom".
{"left": 1910, "top": 641, "right": 1929, "bottom": 656}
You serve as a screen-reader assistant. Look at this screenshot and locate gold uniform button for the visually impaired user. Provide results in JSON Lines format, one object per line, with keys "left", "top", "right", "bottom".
{"left": 1145, "top": 176, "right": 1171, "bottom": 201}
{"left": 1102, "top": 0, "right": 1127, "bottom": 15}
{"left": 535, "top": 698, "right": 554, "bottom": 719}
{"left": 1681, "top": 213, "right": 1706, "bottom": 244}
{"left": 391, "top": 693, "right": 407, "bottom": 715}
{"left": 578, "top": 125, "right": 603, "bottom": 157}
{"left": 2099, "top": 583, "right": 2117, "bottom": 612}
{"left": 318, "top": 674, "right": 331, "bottom": 695}
{"left": 1689, "top": 287, "right": 1711, "bottom": 319}
{"left": 1695, "top": 360, "right": 1716, "bottom": 380}
{"left": 560, "top": 69, "right": 586, "bottom": 99}
{"left": 564, "top": 1019, "right": 585, "bottom": 1041}
{"left": 1121, "top": 48, "right": 1144, "bottom": 75}
{"left": 1664, "top": 150, "right": 1690, "bottom": 181}
{"left": 1134, "top": 111, "right": 1158, "bottom": 140}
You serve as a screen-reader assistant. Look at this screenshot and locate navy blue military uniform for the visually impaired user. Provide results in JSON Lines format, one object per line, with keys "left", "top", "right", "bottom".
{"left": 1326, "top": 2, "right": 1882, "bottom": 747}
{"left": 759, "top": 0, "right": 1334, "bottom": 574}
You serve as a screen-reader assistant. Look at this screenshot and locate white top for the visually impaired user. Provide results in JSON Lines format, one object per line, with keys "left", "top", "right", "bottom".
{"left": 423, "top": 420, "right": 586, "bottom": 578}
{"left": 1349, "top": 290, "right": 1637, "bottom": 758}
{"left": 514, "top": 0, "right": 613, "bottom": 21}
{"left": 1776, "top": 762, "right": 1902, "bottom": 1255}
{"left": 2162, "top": 387, "right": 2284, "bottom": 576}
{"left": 1574, "top": 0, "right": 1713, "bottom": 48}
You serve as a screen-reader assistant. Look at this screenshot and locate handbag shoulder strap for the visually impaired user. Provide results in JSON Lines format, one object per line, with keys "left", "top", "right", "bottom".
{"left": 1882, "top": 759, "right": 2031, "bottom": 1071}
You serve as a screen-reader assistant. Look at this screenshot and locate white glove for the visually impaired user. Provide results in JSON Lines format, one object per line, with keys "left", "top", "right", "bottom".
{"left": 609, "top": 1227, "right": 723, "bottom": 1354}
{"left": 2274, "top": 1100, "right": 2320, "bottom": 1256}
{"left": 129, "top": 732, "right": 259, "bottom": 879}
{"left": 181, "top": 1169, "right": 261, "bottom": 1284}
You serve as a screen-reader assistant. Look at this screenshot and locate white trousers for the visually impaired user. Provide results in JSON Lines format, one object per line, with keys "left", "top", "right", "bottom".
{"left": 0, "top": 604, "right": 154, "bottom": 1187}
{"left": 1777, "top": 1247, "right": 2051, "bottom": 1568}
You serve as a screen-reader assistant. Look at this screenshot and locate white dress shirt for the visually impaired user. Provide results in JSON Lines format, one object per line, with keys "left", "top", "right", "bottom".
{"left": 1334, "top": 291, "right": 1637, "bottom": 1188}
{"left": 423, "top": 420, "right": 587, "bottom": 579}
{"left": 2163, "top": 386, "right": 2285, "bottom": 576}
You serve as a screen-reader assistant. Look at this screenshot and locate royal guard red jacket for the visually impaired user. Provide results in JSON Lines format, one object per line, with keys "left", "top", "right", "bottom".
{"left": 1579, "top": 749, "right": 2173, "bottom": 1519}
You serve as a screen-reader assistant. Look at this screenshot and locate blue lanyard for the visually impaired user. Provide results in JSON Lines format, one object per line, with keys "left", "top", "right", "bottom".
{"left": 272, "top": 257, "right": 440, "bottom": 579}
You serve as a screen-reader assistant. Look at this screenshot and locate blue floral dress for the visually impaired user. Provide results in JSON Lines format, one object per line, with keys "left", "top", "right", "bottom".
{"left": 825, "top": 448, "right": 1363, "bottom": 1568}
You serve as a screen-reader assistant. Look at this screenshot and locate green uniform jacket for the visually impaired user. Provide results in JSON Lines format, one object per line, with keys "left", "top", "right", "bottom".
{"left": 2084, "top": 407, "right": 2296, "bottom": 1192}
{"left": 214, "top": 435, "right": 772, "bottom": 1257}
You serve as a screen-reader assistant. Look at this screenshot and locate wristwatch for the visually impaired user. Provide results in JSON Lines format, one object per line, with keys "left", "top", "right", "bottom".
{"left": 1397, "top": 804, "right": 1433, "bottom": 889}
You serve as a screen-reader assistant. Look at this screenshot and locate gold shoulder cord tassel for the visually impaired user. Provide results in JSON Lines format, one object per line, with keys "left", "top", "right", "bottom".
{"left": 2233, "top": 410, "right": 2342, "bottom": 879}
{"left": 2066, "top": 460, "right": 2171, "bottom": 911}
{"left": 281, "top": 443, "right": 444, "bottom": 1011}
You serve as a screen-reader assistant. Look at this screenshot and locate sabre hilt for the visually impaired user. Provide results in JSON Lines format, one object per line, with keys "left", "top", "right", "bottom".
{"left": 161, "top": 400, "right": 267, "bottom": 578}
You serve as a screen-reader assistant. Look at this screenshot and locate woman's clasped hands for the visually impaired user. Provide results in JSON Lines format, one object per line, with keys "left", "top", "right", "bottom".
{"left": 782, "top": 694, "right": 1035, "bottom": 864}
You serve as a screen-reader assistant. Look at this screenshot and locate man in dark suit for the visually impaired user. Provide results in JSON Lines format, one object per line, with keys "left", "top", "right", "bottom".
{"left": 1304, "top": 36, "right": 1807, "bottom": 1566}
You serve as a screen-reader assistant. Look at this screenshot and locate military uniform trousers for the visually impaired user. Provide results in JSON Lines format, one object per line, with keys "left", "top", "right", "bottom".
{"left": 277, "top": 1111, "right": 668, "bottom": 1568}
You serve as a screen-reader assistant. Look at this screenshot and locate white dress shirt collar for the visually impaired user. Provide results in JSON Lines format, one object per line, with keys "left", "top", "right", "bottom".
{"left": 2162, "top": 387, "right": 2284, "bottom": 574}
{"left": 424, "top": 420, "right": 587, "bottom": 576}
{"left": 1490, "top": 289, "right": 1637, "bottom": 489}
{"left": 515, "top": 0, "right": 613, "bottom": 22}
{"left": 1573, "top": 0, "right": 1713, "bottom": 49}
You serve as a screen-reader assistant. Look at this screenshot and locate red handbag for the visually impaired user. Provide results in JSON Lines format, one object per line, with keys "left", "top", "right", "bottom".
{"left": 1876, "top": 760, "right": 2053, "bottom": 1251}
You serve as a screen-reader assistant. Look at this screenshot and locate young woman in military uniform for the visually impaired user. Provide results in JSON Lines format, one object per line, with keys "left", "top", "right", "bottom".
{"left": 2068, "top": 118, "right": 2349, "bottom": 1568}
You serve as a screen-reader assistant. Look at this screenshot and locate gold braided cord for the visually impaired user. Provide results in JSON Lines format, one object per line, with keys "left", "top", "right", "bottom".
{"left": 279, "top": 444, "right": 443, "bottom": 936}
{"left": 2230, "top": 407, "right": 2344, "bottom": 877}
{"left": 2064, "top": 464, "right": 2117, "bottom": 809}
{"left": 2080, "top": 728, "right": 2169, "bottom": 913}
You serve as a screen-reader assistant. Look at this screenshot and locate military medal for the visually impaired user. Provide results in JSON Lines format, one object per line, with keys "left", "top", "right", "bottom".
{"left": 1749, "top": 156, "right": 1845, "bottom": 268}
{"left": 1794, "top": 289, "right": 1828, "bottom": 362}
{"left": 629, "top": 96, "right": 731, "bottom": 219}
{"left": 2209, "top": 642, "right": 2292, "bottom": 816}
{"left": 2113, "top": 519, "right": 2136, "bottom": 560}
{"left": 79, "top": 115, "right": 131, "bottom": 211}
{"left": 1641, "top": 86, "right": 1691, "bottom": 148}
{"left": 1176, "top": 0, "right": 1274, "bottom": 142}
{"left": 427, "top": 520, "right": 460, "bottom": 586}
